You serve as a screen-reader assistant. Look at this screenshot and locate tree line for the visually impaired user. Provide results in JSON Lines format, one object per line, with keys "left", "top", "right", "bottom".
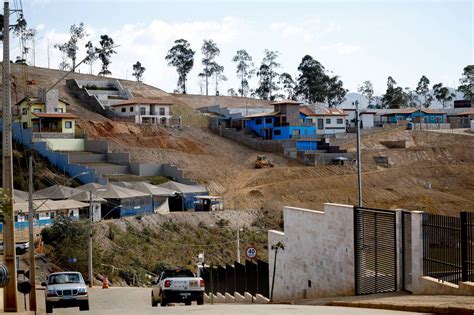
{"left": 52, "top": 23, "right": 473, "bottom": 108}
{"left": 165, "top": 38, "right": 348, "bottom": 107}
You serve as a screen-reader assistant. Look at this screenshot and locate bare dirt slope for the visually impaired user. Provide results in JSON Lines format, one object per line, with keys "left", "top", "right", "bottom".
{"left": 4, "top": 64, "right": 474, "bottom": 215}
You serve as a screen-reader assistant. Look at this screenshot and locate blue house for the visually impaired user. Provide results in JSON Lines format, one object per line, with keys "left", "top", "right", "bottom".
{"left": 381, "top": 108, "right": 446, "bottom": 124}
{"left": 244, "top": 100, "right": 317, "bottom": 141}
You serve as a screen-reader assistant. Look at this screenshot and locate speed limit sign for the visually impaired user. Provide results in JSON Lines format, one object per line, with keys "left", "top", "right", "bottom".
{"left": 245, "top": 246, "right": 257, "bottom": 259}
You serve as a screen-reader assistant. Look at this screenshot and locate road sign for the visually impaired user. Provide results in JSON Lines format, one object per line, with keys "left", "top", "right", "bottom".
{"left": 245, "top": 246, "right": 257, "bottom": 259}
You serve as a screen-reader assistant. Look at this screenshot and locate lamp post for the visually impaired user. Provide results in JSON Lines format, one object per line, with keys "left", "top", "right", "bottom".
{"left": 27, "top": 170, "right": 90, "bottom": 311}
{"left": 355, "top": 100, "right": 363, "bottom": 207}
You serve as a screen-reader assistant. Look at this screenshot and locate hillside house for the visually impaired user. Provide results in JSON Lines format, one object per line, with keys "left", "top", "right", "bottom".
{"left": 244, "top": 100, "right": 316, "bottom": 140}
{"left": 17, "top": 89, "right": 86, "bottom": 152}
{"left": 380, "top": 108, "right": 447, "bottom": 124}
{"left": 18, "top": 92, "right": 78, "bottom": 138}
{"left": 301, "top": 107, "right": 348, "bottom": 135}
{"left": 109, "top": 97, "right": 175, "bottom": 125}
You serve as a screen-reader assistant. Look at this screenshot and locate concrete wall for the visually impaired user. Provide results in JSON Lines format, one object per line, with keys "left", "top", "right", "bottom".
{"left": 38, "top": 139, "right": 85, "bottom": 151}
{"left": 129, "top": 163, "right": 197, "bottom": 185}
{"left": 213, "top": 127, "right": 285, "bottom": 153}
{"left": 84, "top": 138, "right": 109, "bottom": 153}
{"left": 268, "top": 203, "right": 355, "bottom": 302}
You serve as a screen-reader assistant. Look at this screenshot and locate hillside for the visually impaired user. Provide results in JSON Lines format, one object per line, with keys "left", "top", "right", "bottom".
{"left": 3, "top": 64, "right": 473, "bottom": 215}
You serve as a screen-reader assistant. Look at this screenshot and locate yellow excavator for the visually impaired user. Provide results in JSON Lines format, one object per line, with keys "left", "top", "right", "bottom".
{"left": 254, "top": 155, "right": 274, "bottom": 169}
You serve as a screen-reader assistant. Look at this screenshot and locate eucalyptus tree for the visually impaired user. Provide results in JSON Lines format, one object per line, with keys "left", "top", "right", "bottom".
{"left": 232, "top": 49, "right": 255, "bottom": 97}
{"left": 166, "top": 39, "right": 195, "bottom": 94}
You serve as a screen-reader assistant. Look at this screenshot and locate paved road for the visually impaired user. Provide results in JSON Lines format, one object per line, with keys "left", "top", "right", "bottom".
{"left": 33, "top": 287, "right": 429, "bottom": 315}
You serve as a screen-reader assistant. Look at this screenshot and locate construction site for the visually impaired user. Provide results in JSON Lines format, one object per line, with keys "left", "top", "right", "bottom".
{"left": 3, "top": 64, "right": 473, "bottom": 216}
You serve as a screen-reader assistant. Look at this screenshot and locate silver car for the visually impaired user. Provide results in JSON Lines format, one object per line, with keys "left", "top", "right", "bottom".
{"left": 42, "top": 272, "right": 90, "bottom": 313}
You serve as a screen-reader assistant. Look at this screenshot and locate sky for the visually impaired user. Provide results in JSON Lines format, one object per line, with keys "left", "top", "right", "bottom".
{"left": 7, "top": 0, "right": 474, "bottom": 96}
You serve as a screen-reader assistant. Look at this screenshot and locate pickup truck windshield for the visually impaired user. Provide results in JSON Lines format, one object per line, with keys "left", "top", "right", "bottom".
{"left": 162, "top": 270, "right": 195, "bottom": 279}
{"left": 48, "top": 273, "right": 82, "bottom": 285}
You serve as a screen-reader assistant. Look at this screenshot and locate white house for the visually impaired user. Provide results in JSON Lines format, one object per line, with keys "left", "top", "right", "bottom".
{"left": 360, "top": 111, "right": 376, "bottom": 129}
{"left": 307, "top": 108, "right": 348, "bottom": 135}
{"left": 110, "top": 97, "right": 173, "bottom": 125}
{"left": 342, "top": 108, "right": 375, "bottom": 129}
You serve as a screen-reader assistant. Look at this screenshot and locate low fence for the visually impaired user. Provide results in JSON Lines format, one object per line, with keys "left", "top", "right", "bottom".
{"left": 201, "top": 260, "right": 269, "bottom": 298}
{"left": 422, "top": 212, "right": 474, "bottom": 284}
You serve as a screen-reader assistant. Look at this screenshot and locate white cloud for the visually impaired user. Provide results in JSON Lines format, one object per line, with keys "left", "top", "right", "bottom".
{"left": 321, "top": 42, "right": 362, "bottom": 56}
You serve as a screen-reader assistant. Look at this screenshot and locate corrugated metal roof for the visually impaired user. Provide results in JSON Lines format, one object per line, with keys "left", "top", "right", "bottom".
{"left": 159, "top": 181, "right": 207, "bottom": 194}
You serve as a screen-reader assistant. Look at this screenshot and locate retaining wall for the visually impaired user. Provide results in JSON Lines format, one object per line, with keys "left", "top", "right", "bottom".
{"left": 129, "top": 163, "right": 197, "bottom": 185}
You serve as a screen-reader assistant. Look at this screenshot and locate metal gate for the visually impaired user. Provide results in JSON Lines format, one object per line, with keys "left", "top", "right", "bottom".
{"left": 354, "top": 207, "right": 397, "bottom": 295}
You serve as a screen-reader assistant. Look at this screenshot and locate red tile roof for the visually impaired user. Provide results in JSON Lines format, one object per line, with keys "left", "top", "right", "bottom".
{"left": 457, "top": 109, "right": 474, "bottom": 116}
{"left": 310, "top": 108, "right": 348, "bottom": 116}
{"left": 381, "top": 108, "right": 446, "bottom": 116}
{"left": 111, "top": 97, "right": 173, "bottom": 106}
{"left": 299, "top": 106, "right": 316, "bottom": 116}
{"left": 32, "top": 113, "right": 78, "bottom": 119}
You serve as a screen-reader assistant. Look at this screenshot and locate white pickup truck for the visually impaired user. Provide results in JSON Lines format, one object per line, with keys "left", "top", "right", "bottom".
{"left": 151, "top": 268, "right": 204, "bottom": 307}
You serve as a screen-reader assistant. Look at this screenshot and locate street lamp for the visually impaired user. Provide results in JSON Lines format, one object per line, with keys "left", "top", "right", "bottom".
{"left": 27, "top": 169, "right": 90, "bottom": 310}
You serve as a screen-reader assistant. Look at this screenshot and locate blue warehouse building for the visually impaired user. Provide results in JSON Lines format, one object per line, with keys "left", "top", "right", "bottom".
{"left": 380, "top": 108, "right": 446, "bottom": 124}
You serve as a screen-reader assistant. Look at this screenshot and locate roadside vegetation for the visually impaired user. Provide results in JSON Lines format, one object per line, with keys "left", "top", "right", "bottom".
{"left": 41, "top": 214, "right": 269, "bottom": 287}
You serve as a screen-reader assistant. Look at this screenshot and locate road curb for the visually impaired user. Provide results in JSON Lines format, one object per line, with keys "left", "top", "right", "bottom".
{"left": 328, "top": 301, "right": 474, "bottom": 314}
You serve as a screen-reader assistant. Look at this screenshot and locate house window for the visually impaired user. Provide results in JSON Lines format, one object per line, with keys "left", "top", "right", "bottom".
{"left": 140, "top": 107, "right": 146, "bottom": 115}
{"left": 50, "top": 212, "right": 55, "bottom": 219}
{"left": 58, "top": 108, "right": 64, "bottom": 113}
{"left": 121, "top": 108, "right": 126, "bottom": 113}
{"left": 274, "top": 130, "right": 281, "bottom": 136}
{"left": 255, "top": 118, "right": 262, "bottom": 125}
{"left": 22, "top": 108, "right": 28, "bottom": 115}
{"left": 33, "top": 108, "right": 41, "bottom": 113}
{"left": 326, "top": 118, "right": 331, "bottom": 124}
{"left": 130, "top": 107, "right": 134, "bottom": 112}
{"left": 337, "top": 118, "right": 343, "bottom": 124}
{"left": 159, "top": 107, "right": 165, "bottom": 115}
{"left": 265, "top": 117, "right": 272, "bottom": 124}
{"left": 65, "top": 121, "right": 72, "bottom": 129}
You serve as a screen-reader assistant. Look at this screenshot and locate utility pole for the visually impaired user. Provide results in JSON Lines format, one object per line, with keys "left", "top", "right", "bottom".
{"left": 28, "top": 153, "right": 37, "bottom": 311}
{"left": 88, "top": 191, "right": 93, "bottom": 288}
{"left": 355, "top": 100, "right": 363, "bottom": 207}
{"left": 2, "top": 0, "right": 19, "bottom": 311}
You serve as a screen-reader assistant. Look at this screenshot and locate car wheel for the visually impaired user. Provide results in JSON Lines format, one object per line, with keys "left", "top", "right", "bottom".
{"left": 185, "top": 301, "right": 192, "bottom": 306}
{"left": 197, "top": 297, "right": 204, "bottom": 305}
{"left": 151, "top": 293, "right": 158, "bottom": 307}
{"left": 45, "top": 301, "right": 53, "bottom": 313}
{"left": 79, "top": 301, "right": 89, "bottom": 311}
{"left": 160, "top": 296, "right": 167, "bottom": 307}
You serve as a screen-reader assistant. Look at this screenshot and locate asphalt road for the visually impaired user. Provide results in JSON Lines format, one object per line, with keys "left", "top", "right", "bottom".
{"left": 33, "top": 287, "right": 428, "bottom": 315}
